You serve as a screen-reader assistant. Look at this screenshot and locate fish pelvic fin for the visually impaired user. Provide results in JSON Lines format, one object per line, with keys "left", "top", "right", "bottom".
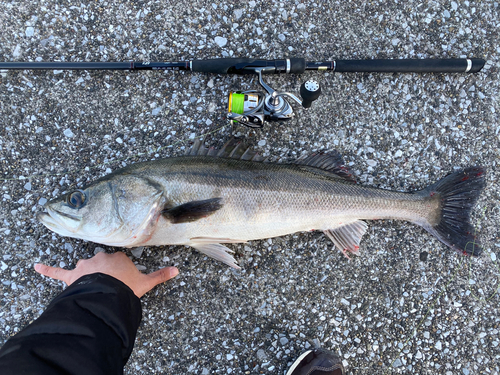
{"left": 324, "top": 220, "right": 368, "bottom": 258}
{"left": 162, "top": 198, "right": 223, "bottom": 224}
{"left": 420, "top": 166, "right": 486, "bottom": 256}
{"left": 190, "top": 242, "right": 241, "bottom": 269}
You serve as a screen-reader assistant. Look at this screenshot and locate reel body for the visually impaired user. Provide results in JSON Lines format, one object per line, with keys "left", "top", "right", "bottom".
{"left": 227, "top": 66, "right": 321, "bottom": 128}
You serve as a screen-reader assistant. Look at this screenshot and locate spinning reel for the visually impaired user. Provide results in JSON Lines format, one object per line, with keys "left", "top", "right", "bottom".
{"left": 227, "top": 66, "right": 321, "bottom": 128}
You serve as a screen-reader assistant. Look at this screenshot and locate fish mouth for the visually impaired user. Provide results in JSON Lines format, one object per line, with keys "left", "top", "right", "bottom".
{"left": 37, "top": 207, "right": 82, "bottom": 235}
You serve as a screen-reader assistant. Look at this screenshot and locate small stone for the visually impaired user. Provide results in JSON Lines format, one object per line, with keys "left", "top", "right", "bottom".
{"left": 25, "top": 27, "right": 35, "bottom": 37}
{"left": 366, "top": 159, "right": 377, "bottom": 167}
{"left": 131, "top": 247, "right": 144, "bottom": 258}
{"left": 257, "top": 349, "right": 267, "bottom": 361}
{"left": 13, "top": 44, "right": 21, "bottom": 57}
{"left": 215, "top": 37, "right": 227, "bottom": 47}
{"left": 64, "top": 129, "right": 75, "bottom": 138}
{"left": 234, "top": 9, "right": 243, "bottom": 19}
{"left": 64, "top": 243, "right": 74, "bottom": 254}
{"left": 392, "top": 359, "right": 402, "bottom": 367}
{"left": 94, "top": 247, "right": 105, "bottom": 255}
{"left": 24, "top": 182, "right": 32, "bottom": 191}
{"left": 258, "top": 140, "right": 266, "bottom": 146}
{"left": 280, "top": 337, "right": 289, "bottom": 345}
{"left": 38, "top": 198, "right": 47, "bottom": 206}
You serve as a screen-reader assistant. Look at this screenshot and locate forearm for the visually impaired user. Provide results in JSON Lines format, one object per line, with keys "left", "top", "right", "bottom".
{"left": 0, "top": 273, "right": 142, "bottom": 375}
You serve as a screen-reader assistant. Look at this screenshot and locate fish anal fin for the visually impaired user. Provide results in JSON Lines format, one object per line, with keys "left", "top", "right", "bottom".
{"left": 295, "top": 151, "right": 356, "bottom": 183}
{"left": 190, "top": 242, "right": 241, "bottom": 269}
{"left": 324, "top": 220, "right": 368, "bottom": 257}
{"left": 162, "top": 198, "right": 223, "bottom": 224}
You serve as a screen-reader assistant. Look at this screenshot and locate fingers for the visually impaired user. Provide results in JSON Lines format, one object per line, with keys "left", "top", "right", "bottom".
{"left": 34, "top": 263, "right": 71, "bottom": 284}
{"left": 147, "top": 266, "right": 179, "bottom": 285}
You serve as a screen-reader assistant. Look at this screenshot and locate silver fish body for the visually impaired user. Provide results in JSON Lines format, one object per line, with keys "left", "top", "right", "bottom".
{"left": 38, "top": 140, "right": 485, "bottom": 268}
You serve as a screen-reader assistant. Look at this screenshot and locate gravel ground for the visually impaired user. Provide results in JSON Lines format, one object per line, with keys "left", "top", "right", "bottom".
{"left": 1, "top": 1, "right": 499, "bottom": 374}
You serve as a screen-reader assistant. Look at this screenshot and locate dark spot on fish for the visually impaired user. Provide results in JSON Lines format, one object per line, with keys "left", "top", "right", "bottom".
{"left": 419, "top": 251, "right": 428, "bottom": 262}
{"left": 163, "top": 198, "right": 223, "bottom": 224}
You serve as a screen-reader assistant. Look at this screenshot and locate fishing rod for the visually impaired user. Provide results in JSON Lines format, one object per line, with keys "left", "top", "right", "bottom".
{"left": 0, "top": 57, "right": 486, "bottom": 128}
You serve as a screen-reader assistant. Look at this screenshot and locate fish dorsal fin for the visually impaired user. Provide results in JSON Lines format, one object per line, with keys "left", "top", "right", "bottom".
{"left": 295, "top": 151, "right": 356, "bottom": 183}
{"left": 324, "top": 220, "right": 368, "bottom": 258}
{"left": 185, "top": 138, "right": 266, "bottom": 162}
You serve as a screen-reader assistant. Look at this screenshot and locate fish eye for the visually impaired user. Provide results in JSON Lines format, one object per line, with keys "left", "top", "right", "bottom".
{"left": 67, "top": 190, "right": 87, "bottom": 209}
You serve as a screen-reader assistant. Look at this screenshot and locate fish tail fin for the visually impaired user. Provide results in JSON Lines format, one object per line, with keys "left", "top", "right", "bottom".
{"left": 419, "top": 166, "right": 486, "bottom": 256}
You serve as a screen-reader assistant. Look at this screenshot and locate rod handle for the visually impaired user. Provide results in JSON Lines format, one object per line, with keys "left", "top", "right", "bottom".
{"left": 334, "top": 58, "right": 485, "bottom": 73}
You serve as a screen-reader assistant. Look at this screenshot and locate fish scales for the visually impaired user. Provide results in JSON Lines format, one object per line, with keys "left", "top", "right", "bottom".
{"left": 124, "top": 157, "right": 431, "bottom": 229}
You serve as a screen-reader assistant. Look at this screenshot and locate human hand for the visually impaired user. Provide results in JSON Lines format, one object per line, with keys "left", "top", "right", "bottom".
{"left": 34, "top": 251, "right": 179, "bottom": 298}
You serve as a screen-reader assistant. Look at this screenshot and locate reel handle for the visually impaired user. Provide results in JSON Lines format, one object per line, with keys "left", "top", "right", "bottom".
{"left": 300, "top": 80, "right": 322, "bottom": 108}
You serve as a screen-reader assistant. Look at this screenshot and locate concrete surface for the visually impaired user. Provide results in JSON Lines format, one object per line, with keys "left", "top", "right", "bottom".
{"left": 0, "top": 1, "right": 499, "bottom": 374}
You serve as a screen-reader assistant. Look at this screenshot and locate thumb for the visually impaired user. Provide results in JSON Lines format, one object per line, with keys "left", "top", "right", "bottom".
{"left": 136, "top": 266, "right": 179, "bottom": 298}
{"left": 35, "top": 263, "right": 71, "bottom": 284}
{"left": 139, "top": 266, "right": 179, "bottom": 296}
{"left": 146, "top": 266, "right": 179, "bottom": 287}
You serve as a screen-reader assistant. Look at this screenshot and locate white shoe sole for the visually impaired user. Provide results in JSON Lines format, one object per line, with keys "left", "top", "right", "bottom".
{"left": 285, "top": 350, "right": 313, "bottom": 375}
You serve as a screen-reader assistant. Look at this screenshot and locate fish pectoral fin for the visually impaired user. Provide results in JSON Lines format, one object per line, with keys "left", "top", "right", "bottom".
{"left": 190, "top": 243, "right": 241, "bottom": 270}
{"left": 162, "top": 198, "right": 223, "bottom": 224}
{"left": 324, "top": 220, "right": 368, "bottom": 257}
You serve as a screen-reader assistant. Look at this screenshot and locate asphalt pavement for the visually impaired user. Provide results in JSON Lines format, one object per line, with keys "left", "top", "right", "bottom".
{"left": 0, "top": 1, "right": 499, "bottom": 374}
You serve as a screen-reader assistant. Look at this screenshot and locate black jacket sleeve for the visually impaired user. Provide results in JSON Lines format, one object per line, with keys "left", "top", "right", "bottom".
{"left": 0, "top": 273, "right": 142, "bottom": 375}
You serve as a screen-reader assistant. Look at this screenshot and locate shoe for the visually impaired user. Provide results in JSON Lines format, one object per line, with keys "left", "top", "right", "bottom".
{"left": 286, "top": 348, "right": 345, "bottom": 375}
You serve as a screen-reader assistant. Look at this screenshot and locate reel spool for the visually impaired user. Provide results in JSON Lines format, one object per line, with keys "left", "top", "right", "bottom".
{"left": 227, "top": 70, "right": 321, "bottom": 128}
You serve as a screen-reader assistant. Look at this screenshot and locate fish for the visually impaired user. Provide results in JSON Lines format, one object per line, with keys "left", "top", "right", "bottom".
{"left": 37, "top": 139, "right": 486, "bottom": 269}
